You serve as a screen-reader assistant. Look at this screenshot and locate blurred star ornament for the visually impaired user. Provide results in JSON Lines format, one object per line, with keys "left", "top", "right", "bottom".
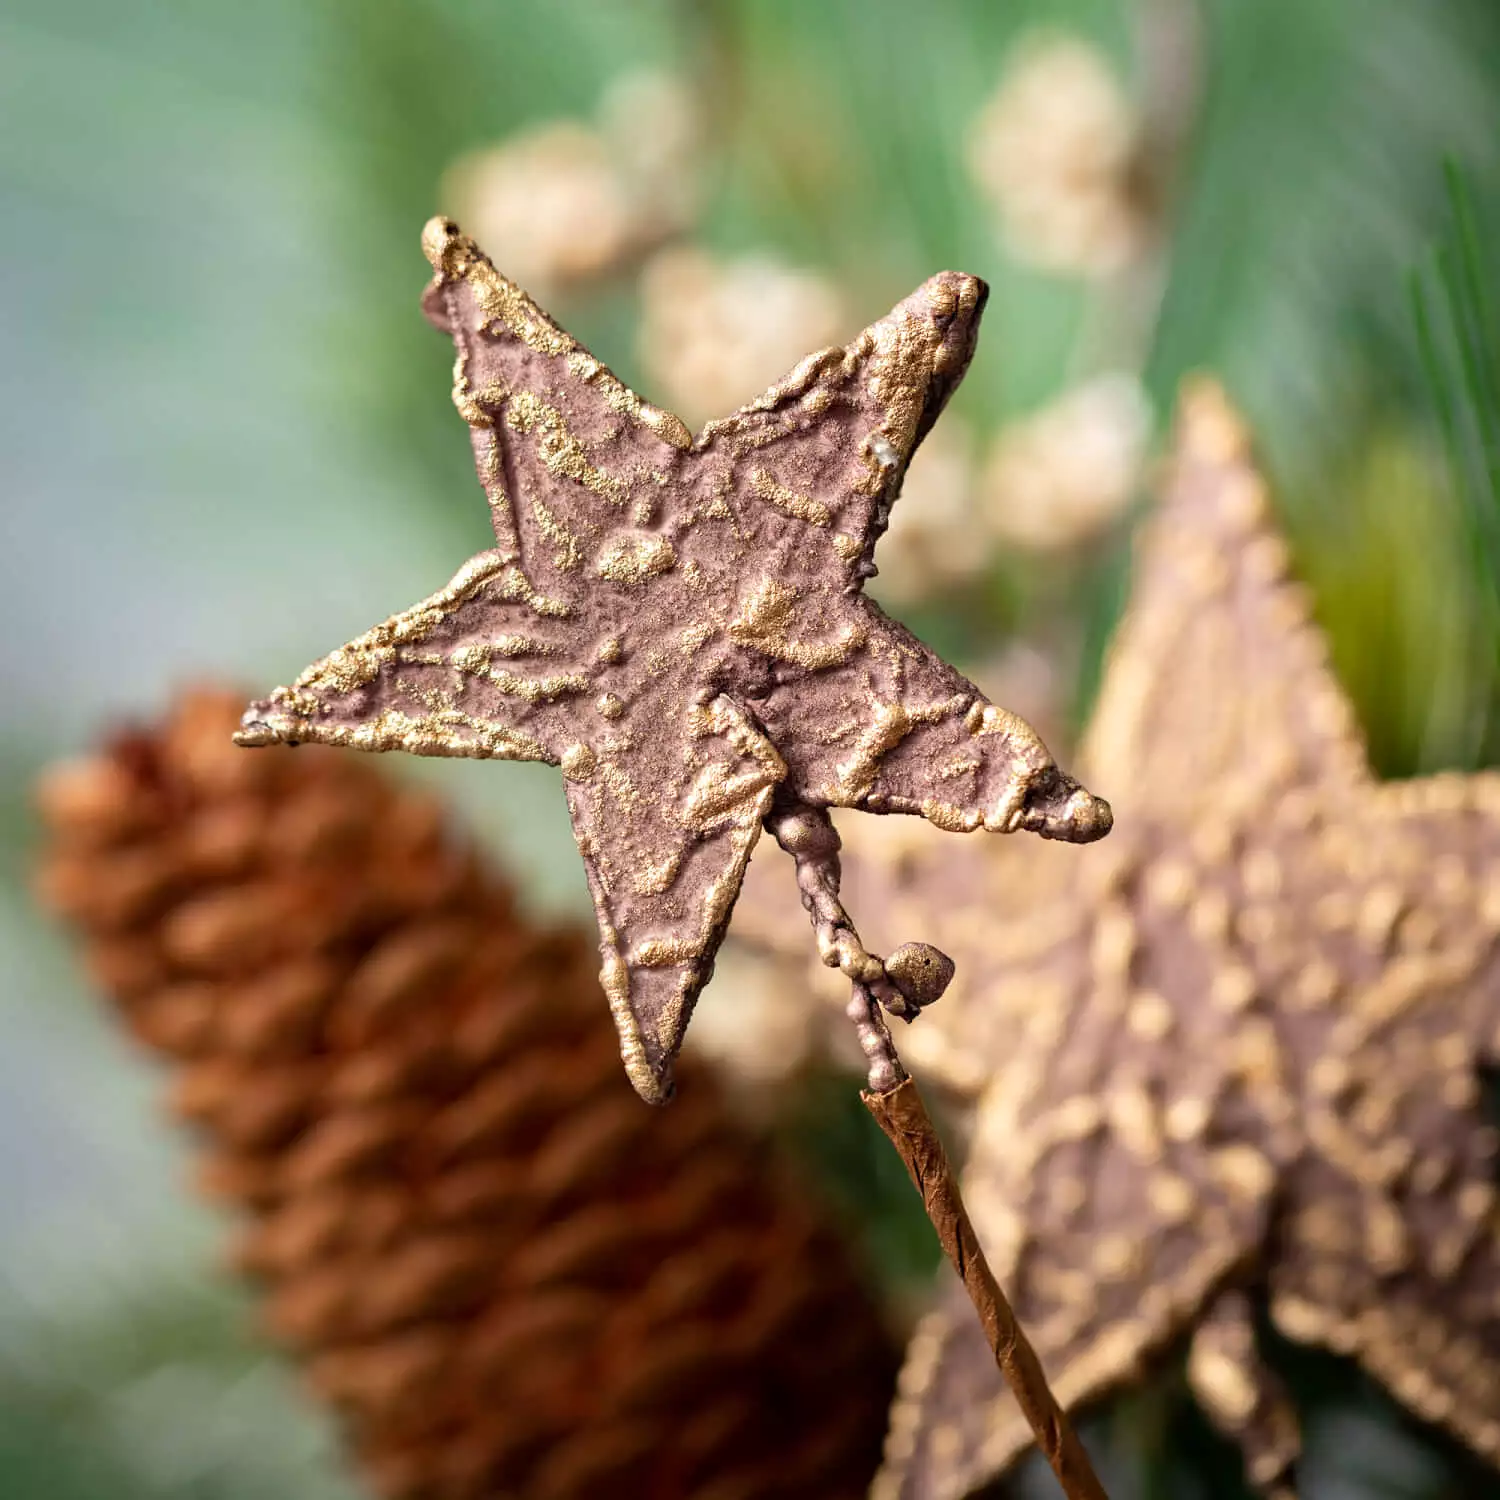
{"left": 746, "top": 381, "right": 1500, "bottom": 1498}
{"left": 37, "top": 691, "right": 899, "bottom": 1500}
{"left": 237, "top": 218, "right": 1112, "bottom": 1106}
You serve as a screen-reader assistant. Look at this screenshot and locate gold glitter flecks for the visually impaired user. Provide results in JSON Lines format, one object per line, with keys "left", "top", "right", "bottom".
{"left": 938, "top": 754, "right": 982, "bottom": 782}
{"left": 424, "top": 218, "right": 570, "bottom": 360}
{"left": 454, "top": 634, "right": 556, "bottom": 663}
{"left": 1209, "top": 1145, "right": 1275, "bottom": 1204}
{"left": 679, "top": 622, "right": 713, "bottom": 655}
{"left": 920, "top": 799, "right": 982, "bottom": 833}
{"left": 596, "top": 635, "right": 624, "bottom": 664}
{"left": 1188, "top": 1338, "right": 1258, "bottom": 1426}
{"left": 694, "top": 695, "right": 788, "bottom": 777}
{"left": 682, "top": 756, "right": 779, "bottom": 831}
{"left": 596, "top": 693, "right": 625, "bottom": 721}
{"left": 506, "top": 390, "right": 629, "bottom": 509}
{"left": 631, "top": 934, "right": 701, "bottom": 967}
{"left": 1128, "top": 989, "right": 1174, "bottom": 1042}
{"left": 488, "top": 562, "right": 573, "bottom": 618}
{"left": 680, "top": 702, "right": 787, "bottom": 834}
{"left": 968, "top": 700, "right": 1028, "bottom": 744}
{"left": 560, "top": 692, "right": 787, "bottom": 1104}
{"left": 560, "top": 743, "right": 598, "bottom": 780}
{"left": 291, "top": 551, "right": 511, "bottom": 702}
{"left": 565, "top": 349, "right": 692, "bottom": 451}
{"left": 594, "top": 920, "right": 643, "bottom": 1080}
{"left": 237, "top": 552, "right": 589, "bottom": 768}
{"left": 265, "top": 697, "right": 547, "bottom": 764}
{"left": 726, "top": 577, "right": 868, "bottom": 669}
{"left": 1149, "top": 1171, "right": 1196, "bottom": 1224}
{"left": 595, "top": 533, "right": 677, "bottom": 584}
{"left": 833, "top": 702, "right": 915, "bottom": 804}
{"left": 528, "top": 492, "right": 585, "bottom": 572}
{"left": 750, "top": 467, "right": 832, "bottom": 528}
{"left": 462, "top": 657, "right": 591, "bottom": 703}
{"left": 451, "top": 368, "right": 510, "bottom": 428}
{"left": 632, "top": 851, "right": 683, "bottom": 897}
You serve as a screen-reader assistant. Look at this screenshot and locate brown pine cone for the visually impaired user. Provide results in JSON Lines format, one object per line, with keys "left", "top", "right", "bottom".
{"left": 36, "top": 689, "right": 896, "bottom": 1500}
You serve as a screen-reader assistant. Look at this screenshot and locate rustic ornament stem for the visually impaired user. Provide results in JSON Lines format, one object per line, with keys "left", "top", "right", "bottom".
{"left": 862, "top": 1077, "right": 1108, "bottom": 1500}
{"left": 770, "top": 798, "right": 1108, "bottom": 1499}
{"left": 846, "top": 980, "right": 906, "bottom": 1096}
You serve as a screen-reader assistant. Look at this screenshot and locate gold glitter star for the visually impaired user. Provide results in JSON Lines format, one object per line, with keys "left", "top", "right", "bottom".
{"left": 737, "top": 380, "right": 1500, "bottom": 1498}
{"left": 236, "top": 219, "right": 1110, "bottom": 1107}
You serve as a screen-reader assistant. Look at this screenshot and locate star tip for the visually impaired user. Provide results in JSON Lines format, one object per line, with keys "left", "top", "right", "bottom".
{"left": 628, "top": 1061, "right": 677, "bottom": 1107}
{"left": 917, "top": 269, "right": 989, "bottom": 319}
{"left": 421, "top": 215, "right": 467, "bottom": 273}
{"left": 1177, "top": 376, "right": 1250, "bottom": 461}
{"left": 621, "top": 1038, "right": 679, "bottom": 1106}
{"left": 232, "top": 704, "right": 292, "bottom": 749}
{"left": 1081, "top": 793, "right": 1113, "bottom": 842}
{"left": 956, "top": 269, "right": 990, "bottom": 303}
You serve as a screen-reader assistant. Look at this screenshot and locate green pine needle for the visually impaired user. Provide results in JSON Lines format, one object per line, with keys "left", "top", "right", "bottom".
{"left": 1411, "top": 158, "right": 1500, "bottom": 764}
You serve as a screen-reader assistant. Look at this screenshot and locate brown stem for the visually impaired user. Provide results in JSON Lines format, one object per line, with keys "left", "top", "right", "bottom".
{"left": 863, "top": 1076, "right": 1109, "bottom": 1500}
{"left": 767, "top": 798, "right": 1108, "bottom": 1500}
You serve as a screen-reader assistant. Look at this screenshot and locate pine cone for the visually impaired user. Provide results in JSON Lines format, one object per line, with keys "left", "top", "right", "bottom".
{"left": 36, "top": 690, "right": 896, "bottom": 1500}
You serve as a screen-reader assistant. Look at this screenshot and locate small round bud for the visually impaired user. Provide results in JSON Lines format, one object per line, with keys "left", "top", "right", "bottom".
{"left": 884, "top": 942, "right": 956, "bottom": 1011}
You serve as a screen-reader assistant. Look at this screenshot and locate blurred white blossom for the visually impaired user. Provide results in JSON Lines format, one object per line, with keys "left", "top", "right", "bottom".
{"left": 599, "top": 68, "right": 704, "bottom": 236}
{"left": 682, "top": 942, "right": 846, "bottom": 1112}
{"left": 870, "top": 420, "right": 992, "bottom": 606}
{"left": 981, "top": 374, "right": 1152, "bottom": 551}
{"left": 637, "top": 246, "right": 847, "bottom": 427}
{"left": 442, "top": 124, "right": 636, "bottom": 293}
{"left": 968, "top": 33, "right": 1147, "bottom": 277}
{"left": 440, "top": 71, "right": 702, "bottom": 296}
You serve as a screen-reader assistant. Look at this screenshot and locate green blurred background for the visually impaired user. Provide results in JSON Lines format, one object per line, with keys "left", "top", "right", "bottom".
{"left": 4, "top": 1, "right": 1500, "bottom": 1495}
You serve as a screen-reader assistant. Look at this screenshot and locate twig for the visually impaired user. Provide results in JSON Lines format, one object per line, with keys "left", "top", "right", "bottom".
{"left": 767, "top": 798, "right": 1109, "bottom": 1500}
{"left": 863, "top": 1070, "right": 1108, "bottom": 1500}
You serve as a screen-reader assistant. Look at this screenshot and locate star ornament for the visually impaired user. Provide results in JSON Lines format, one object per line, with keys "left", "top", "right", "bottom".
{"left": 236, "top": 218, "right": 1111, "bottom": 1104}
{"left": 737, "top": 381, "right": 1500, "bottom": 1498}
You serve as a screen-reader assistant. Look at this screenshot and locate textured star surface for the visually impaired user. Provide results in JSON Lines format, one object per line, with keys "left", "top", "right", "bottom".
{"left": 734, "top": 381, "right": 1500, "bottom": 1497}
{"left": 237, "top": 218, "right": 1110, "bottom": 1105}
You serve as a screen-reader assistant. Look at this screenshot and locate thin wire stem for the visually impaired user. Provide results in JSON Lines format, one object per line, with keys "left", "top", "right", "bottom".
{"left": 861, "top": 1068, "right": 1109, "bottom": 1500}
{"left": 767, "top": 798, "right": 1109, "bottom": 1500}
